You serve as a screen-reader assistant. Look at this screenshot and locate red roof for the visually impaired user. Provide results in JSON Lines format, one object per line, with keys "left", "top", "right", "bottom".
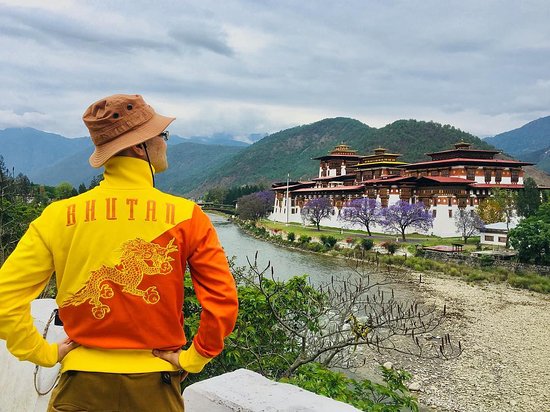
{"left": 417, "top": 176, "right": 475, "bottom": 184}
{"left": 470, "top": 183, "right": 524, "bottom": 189}
{"left": 293, "top": 185, "right": 365, "bottom": 193}
{"left": 404, "top": 158, "right": 532, "bottom": 168}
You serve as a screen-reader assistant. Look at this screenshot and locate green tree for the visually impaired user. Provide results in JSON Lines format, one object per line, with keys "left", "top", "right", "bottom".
{"left": 509, "top": 202, "right": 550, "bottom": 265}
{"left": 55, "top": 182, "right": 75, "bottom": 200}
{"left": 204, "top": 186, "right": 229, "bottom": 205}
{"left": 78, "top": 183, "right": 87, "bottom": 194}
{"left": 88, "top": 174, "right": 104, "bottom": 190}
{"left": 0, "top": 157, "right": 44, "bottom": 264}
{"left": 516, "top": 177, "right": 541, "bottom": 218}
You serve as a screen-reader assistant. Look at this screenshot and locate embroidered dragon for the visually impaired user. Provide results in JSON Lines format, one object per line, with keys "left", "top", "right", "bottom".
{"left": 61, "top": 238, "right": 178, "bottom": 320}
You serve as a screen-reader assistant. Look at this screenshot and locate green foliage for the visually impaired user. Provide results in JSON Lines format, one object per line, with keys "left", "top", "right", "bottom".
{"left": 319, "top": 235, "right": 338, "bottom": 249}
{"left": 478, "top": 255, "right": 495, "bottom": 267}
{"left": 508, "top": 272, "right": 550, "bottom": 294}
{"left": 306, "top": 242, "right": 326, "bottom": 252}
{"left": 509, "top": 201, "right": 550, "bottom": 265}
{"left": 55, "top": 182, "right": 75, "bottom": 199}
{"left": 283, "top": 363, "right": 418, "bottom": 412}
{"left": 287, "top": 232, "right": 295, "bottom": 242}
{"left": 360, "top": 238, "right": 374, "bottom": 251}
{"left": 0, "top": 157, "right": 48, "bottom": 263}
{"left": 88, "top": 174, "right": 104, "bottom": 190}
{"left": 205, "top": 184, "right": 267, "bottom": 206}
{"left": 78, "top": 183, "right": 87, "bottom": 194}
{"left": 516, "top": 177, "right": 542, "bottom": 218}
{"left": 382, "top": 241, "right": 398, "bottom": 255}
{"left": 298, "top": 235, "right": 312, "bottom": 244}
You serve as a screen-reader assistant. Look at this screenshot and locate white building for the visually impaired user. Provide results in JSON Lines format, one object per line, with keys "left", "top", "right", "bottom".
{"left": 271, "top": 142, "right": 532, "bottom": 238}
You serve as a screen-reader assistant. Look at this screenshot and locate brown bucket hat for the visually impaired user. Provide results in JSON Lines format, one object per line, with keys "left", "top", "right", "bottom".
{"left": 83, "top": 94, "right": 175, "bottom": 168}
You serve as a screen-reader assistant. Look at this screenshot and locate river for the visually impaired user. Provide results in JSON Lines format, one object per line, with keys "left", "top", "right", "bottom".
{"left": 210, "top": 214, "right": 371, "bottom": 283}
{"left": 210, "top": 214, "right": 408, "bottom": 293}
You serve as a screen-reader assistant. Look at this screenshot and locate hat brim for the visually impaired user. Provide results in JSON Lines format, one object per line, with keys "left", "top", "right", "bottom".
{"left": 89, "top": 113, "right": 175, "bottom": 168}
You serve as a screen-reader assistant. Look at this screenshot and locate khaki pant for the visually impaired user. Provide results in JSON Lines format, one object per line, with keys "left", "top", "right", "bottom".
{"left": 47, "top": 371, "right": 184, "bottom": 412}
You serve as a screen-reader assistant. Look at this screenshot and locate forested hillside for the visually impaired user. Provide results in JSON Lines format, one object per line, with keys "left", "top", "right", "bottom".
{"left": 192, "top": 118, "right": 493, "bottom": 193}
{"left": 156, "top": 143, "right": 244, "bottom": 194}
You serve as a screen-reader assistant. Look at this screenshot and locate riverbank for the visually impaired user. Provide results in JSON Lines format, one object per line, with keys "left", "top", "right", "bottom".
{"left": 361, "top": 270, "right": 550, "bottom": 412}
{"left": 234, "top": 218, "right": 549, "bottom": 293}
{"left": 232, "top": 218, "right": 550, "bottom": 411}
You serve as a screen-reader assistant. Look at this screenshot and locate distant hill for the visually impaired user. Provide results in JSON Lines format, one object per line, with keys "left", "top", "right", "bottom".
{"left": 177, "top": 132, "right": 265, "bottom": 147}
{"left": 156, "top": 143, "right": 244, "bottom": 194}
{"left": 485, "top": 116, "right": 550, "bottom": 173}
{"left": 0, "top": 128, "right": 91, "bottom": 175}
{"left": 27, "top": 142, "right": 244, "bottom": 192}
{"left": 0, "top": 127, "right": 245, "bottom": 191}
{"left": 190, "top": 117, "right": 495, "bottom": 194}
{"left": 3, "top": 118, "right": 549, "bottom": 196}
{"left": 485, "top": 116, "right": 550, "bottom": 156}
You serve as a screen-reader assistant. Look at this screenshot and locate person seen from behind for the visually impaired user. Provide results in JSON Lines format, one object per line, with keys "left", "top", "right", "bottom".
{"left": 0, "top": 94, "right": 239, "bottom": 411}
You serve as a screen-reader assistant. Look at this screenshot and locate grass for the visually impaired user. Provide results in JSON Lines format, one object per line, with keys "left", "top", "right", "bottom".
{"left": 259, "top": 219, "right": 479, "bottom": 248}
{"left": 242, "top": 220, "right": 549, "bottom": 294}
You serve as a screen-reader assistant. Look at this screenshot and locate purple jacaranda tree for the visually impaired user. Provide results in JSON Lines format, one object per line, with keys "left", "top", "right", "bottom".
{"left": 339, "top": 198, "right": 381, "bottom": 236}
{"left": 379, "top": 201, "right": 433, "bottom": 241}
{"left": 454, "top": 209, "right": 484, "bottom": 244}
{"left": 237, "top": 190, "right": 275, "bottom": 221}
{"left": 301, "top": 197, "right": 333, "bottom": 230}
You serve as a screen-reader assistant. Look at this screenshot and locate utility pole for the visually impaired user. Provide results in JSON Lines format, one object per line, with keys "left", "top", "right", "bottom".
{"left": 285, "top": 173, "right": 290, "bottom": 226}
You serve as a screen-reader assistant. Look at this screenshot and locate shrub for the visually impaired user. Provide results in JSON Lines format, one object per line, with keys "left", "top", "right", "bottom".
{"left": 320, "top": 235, "right": 338, "bottom": 249}
{"left": 382, "top": 241, "right": 398, "bottom": 255}
{"left": 307, "top": 243, "right": 326, "bottom": 253}
{"left": 283, "top": 363, "right": 418, "bottom": 411}
{"left": 287, "top": 232, "right": 296, "bottom": 242}
{"left": 478, "top": 255, "right": 494, "bottom": 267}
{"left": 360, "top": 238, "right": 374, "bottom": 251}
{"left": 298, "top": 235, "right": 312, "bottom": 245}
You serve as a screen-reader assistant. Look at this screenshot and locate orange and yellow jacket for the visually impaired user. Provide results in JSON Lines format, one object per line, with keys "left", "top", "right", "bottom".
{"left": 0, "top": 156, "right": 238, "bottom": 374}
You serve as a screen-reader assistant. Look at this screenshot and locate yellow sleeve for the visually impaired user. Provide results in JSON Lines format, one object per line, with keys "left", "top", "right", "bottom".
{"left": 178, "top": 342, "right": 212, "bottom": 373}
{"left": 0, "top": 217, "right": 58, "bottom": 367}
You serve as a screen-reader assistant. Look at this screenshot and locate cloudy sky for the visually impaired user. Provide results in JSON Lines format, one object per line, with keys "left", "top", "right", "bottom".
{"left": 0, "top": 0, "right": 549, "bottom": 141}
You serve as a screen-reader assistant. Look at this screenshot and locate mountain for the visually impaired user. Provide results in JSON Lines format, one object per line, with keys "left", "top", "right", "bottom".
{"left": 0, "top": 128, "right": 91, "bottom": 175}
{"left": 175, "top": 132, "right": 265, "bottom": 147}
{"left": 3, "top": 118, "right": 549, "bottom": 196}
{"left": 156, "top": 143, "right": 245, "bottom": 194}
{"left": 26, "top": 142, "right": 244, "bottom": 191}
{"left": 190, "top": 118, "right": 495, "bottom": 194}
{"left": 485, "top": 116, "right": 550, "bottom": 173}
{"left": 0, "top": 128, "right": 246, "bottom": 190}
{"left": 485, "top": 116, "right": 550, "bottom": 156}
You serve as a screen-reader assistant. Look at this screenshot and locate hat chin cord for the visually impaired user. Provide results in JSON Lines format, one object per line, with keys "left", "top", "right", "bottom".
{"left": 142, "top": 143, "right": 156, "bottom": 187}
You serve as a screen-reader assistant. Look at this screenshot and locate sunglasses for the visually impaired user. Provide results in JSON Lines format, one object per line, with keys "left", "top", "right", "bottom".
{"left": 159, "top": 130, "right": 170, "bottom": 141}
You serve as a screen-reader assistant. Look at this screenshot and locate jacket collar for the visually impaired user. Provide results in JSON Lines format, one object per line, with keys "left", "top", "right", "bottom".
{"left": 99, "top": 156, "right": 155, "bottom": 188}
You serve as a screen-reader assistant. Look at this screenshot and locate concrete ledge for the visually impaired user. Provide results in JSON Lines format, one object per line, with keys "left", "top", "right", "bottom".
{"left": 184, "top": 368, "right": 361, "bottom": 412}
{"left": 0, "top": 299, "right": 66, "bottom": 412}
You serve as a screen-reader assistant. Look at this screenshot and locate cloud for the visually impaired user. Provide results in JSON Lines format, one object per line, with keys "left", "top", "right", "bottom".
{"left": 0, "top": 0, "right": 549, "bottom": 139}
